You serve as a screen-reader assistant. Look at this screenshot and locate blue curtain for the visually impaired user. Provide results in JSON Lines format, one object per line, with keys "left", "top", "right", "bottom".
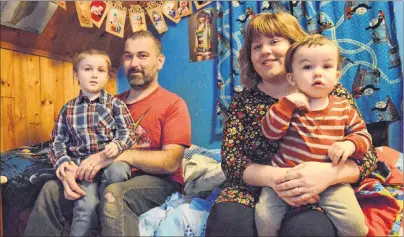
{"left": 215, "top": 1, "right": 402, "bottom": 134}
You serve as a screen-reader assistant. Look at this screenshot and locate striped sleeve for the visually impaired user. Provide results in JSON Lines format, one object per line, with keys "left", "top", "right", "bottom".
{"left": 342, "top": 106, "right": 372, "bottom": 159}
{"left": 261, "top": 97, "right": 297, "bottom": 141}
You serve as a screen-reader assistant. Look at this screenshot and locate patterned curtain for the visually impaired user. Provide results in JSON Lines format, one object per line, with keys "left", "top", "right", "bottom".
{"left": 215, "top": 1, "right": 402, "bottom": 134}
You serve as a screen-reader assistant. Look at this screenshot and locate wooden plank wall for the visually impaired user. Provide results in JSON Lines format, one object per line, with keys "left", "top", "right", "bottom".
{"left": 0, "top": 48, "right": 117, "bottom": 152}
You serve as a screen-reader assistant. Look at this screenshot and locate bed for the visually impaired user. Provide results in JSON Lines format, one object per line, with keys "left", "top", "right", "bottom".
{"left": 0, "top": 142, "right": 402, "bottom": 236}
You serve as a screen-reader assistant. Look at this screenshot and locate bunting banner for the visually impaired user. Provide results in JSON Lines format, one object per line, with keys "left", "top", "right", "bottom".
{"left": 90, "top": 1, "right": 110, "bottom": 28}
{"left": 162, "top": 1, "right": 181, "bottom": 23}
{"left": 56, "top": 1, "right": 66, "bottom": 10}
{"left": 194, "top": 1, "right": 212, "bottom": 10}
{"left": 105, "top": 2, "right": 126, "bottom": 38}
{"left": 66, "top": 1, "right": 213, "bottom": 38}
{"left": 75, "top": 1, "right": 93, "bottom": 28}
{"left": 176, "top": 1, "right": 193, "bottom": 19}
{"left": 145, "top": 1, "right": 168, "bottom": 34}
{"left": 129, "top": 5, "right": 147, "bottom": 32}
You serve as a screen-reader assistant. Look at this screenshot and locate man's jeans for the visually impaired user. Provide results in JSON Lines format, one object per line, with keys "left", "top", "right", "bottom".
{"left": 71, "top": 162, "right": 131, "bottom": 236}
{"left": 24, "top": 164, "right": 180, "bottom": 236}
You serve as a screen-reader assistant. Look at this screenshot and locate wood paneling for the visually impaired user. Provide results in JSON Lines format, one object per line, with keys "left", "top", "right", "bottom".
{"left": 25, "top": 55, "right": 41, "bottom": 124}
{"left": 39, "top": 57, "right": 56, "bottom": 142}
{"left": 0, "top": 49, "right": 14, "bottom": 98}
{"left": 105, "top": 69, "right": 118, "bottom": 95}
{"left": 0, "top": 48, "right": 117, "bottom": 152}
{"left": 0, "top": 98, "right": 15, "bottom": 152}
{"left": 54, "top": 59, "right": 67, "bottom": 118}
{"left": 13, "top": 52, "right": 29, "bottom": 148}
{"left": 0, "top": 1, "right": 145, "bottom": 68}
{"left": 63, "top": 62, "right": 76, "bottom": 104}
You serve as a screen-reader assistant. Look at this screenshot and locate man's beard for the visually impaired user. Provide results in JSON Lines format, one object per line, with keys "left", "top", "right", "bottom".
{"left": 126, "top": 68, "right": 156, "bottom": 89}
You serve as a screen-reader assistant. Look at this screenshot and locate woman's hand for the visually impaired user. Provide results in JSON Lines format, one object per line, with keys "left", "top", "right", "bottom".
{"left": 76, "top": 152, "right": 113, "bottom": 182}
{"left": 274, "top": 162, "right": 337, "bottom": 206}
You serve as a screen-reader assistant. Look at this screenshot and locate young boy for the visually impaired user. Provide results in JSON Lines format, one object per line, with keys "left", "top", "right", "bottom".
{"left": 49, "top": 49, "right": 136, "bottom": 236}
{"left": 256, "top": 34, "right": 371, "bottom": 236}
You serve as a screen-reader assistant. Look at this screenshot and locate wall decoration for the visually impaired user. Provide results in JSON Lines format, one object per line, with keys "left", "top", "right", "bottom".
{"left": 129, "top": 5, "right": 147, "bottom": 32}
{"left": 147, "top": 8, "right": 168, "bottom": 34}
{"left": 188, "top": 8, "right": 217, "bottom": 62}
{"left": 176, "top": 0, "right": 192, "bottom": 19}
{"left": 194, "top": 1, "right": 212, "bottom": 10}
{"left": 162, "top": 1, "right": 181, "bottom": 23}
{"left": 56, "top": 1, "right": 66, "bottom": 10}
{"left": 105, "top": 2, "right": 126, "bottom": 38}
{"left": 90, "top": 1, "right": 110, "bottom": 28}
{"left": 0, "top": 1, "right": 58, "bottom": 34}
{"left": 145, "top": 1, "right": 167, "bottom": 34}
{"left": 75, "top": 1, "right": 93, "bottom": 28}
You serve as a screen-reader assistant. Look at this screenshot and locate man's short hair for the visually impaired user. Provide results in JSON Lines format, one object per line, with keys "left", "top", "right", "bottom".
{"left": 125, "top": 31, "right": 162, "bottom": 55}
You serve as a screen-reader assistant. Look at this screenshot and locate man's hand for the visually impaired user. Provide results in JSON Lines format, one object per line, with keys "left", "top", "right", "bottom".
{"left": 103, "top": 142, "right": 120, "bottom": 158}
{"left": 56, "top": 162, "right": 86, "bottom": 200}
{"left": 56, "top": 161, "right": 77, "bottom": 181}
{"left": 285, "top": 91, "right": 310, "bottom": 112}
{"left": 328, "top": 141, "right": 356, "bottom": 165}
{"left": 77, "top": 152, "right": 113, "bottom": 182}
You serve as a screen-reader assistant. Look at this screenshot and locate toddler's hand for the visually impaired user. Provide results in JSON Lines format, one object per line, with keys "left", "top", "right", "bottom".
{"left": 285, "top": 91, "right": 310, "bottom": 112}
{"left": 103, "top": 142, "right": 119, "bottom": 158}
{"left": 328, "top": 141, "right": 355, "bottom": 165}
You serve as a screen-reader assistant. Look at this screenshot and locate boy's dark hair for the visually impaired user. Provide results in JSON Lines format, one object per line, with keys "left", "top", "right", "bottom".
{"left": 285, "top": 34, "right": 342, "bottom": 73}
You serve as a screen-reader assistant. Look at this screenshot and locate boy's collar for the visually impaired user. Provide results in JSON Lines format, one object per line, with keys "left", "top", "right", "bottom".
{"left": 77, "top": 89, "right": 107, "bottom": 104}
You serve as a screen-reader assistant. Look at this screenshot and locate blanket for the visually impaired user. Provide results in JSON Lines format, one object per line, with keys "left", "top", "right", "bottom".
{"left": 355, "top": 146, "right": 403, "bottom": 236}
{"left": 1, "top": 143, "right": 403, "bottom": 236}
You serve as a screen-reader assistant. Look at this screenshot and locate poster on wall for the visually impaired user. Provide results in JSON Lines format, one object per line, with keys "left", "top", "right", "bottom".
{"left": 0, "top": 1, "right": 58, "bottom": 34}
{"left": 105, "top": 7, "right": 126, "bottom": 38}
{"left": 75, "top": 1, "right": 93, "bottom": 28}
{"left": 188, "top": 8, "right": 217, "bottom": 62}
{"left": 90, "top": 1, "right": 110, "bottom": 28}
{"left": 162, "top": 1, "right": 181, "bottom": 23}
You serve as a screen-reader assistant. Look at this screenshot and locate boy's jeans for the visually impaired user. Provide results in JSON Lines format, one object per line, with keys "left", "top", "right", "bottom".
{"left": 71, "top": 162, "right": 131, "bottom": 236}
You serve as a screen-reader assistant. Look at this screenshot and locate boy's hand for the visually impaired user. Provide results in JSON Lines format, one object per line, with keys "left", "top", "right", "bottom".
{"left": 328, "top": 141, "right": 356, "bottom": 165}
{"left": 285, "top": 91, "right": 310, "bottom": 112}
{"left": 103, "top": 142, "right": 120, "bottom": 158}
